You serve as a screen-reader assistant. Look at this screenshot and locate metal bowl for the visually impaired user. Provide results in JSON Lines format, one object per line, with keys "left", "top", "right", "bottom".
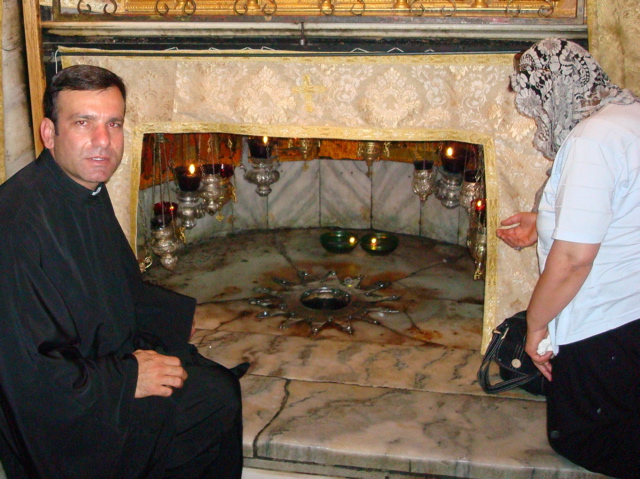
{"left": 320, "top": 230, "right": 359, "bottom": 254}
{"left": 360, "top": 232, "right": 399, "bottom": 255}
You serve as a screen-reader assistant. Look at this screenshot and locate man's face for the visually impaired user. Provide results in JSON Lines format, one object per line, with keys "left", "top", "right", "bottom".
{"left": 40, "top": 87, "right": 125, "bottom": 191}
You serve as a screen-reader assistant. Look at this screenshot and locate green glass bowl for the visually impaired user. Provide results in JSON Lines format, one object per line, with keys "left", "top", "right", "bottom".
{"left": 320, "top": 231, "right": 359, "bottom": 254}
{"left": 360, "top": 232, "right": 399, "bottom": 255}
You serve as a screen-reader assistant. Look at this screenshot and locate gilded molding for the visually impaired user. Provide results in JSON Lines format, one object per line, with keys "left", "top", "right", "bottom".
{"left": 47, "top": 0, "right": 580, "bottom": 18}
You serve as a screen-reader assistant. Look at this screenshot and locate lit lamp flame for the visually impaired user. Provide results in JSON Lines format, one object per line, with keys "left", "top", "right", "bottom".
{"left": 371, "top": 237, "right": 377, "bottom": 245}
{"left": 188, "top": 163, "right": 196, "bottom": 175}
{"left": 349, "top": 236, "right": 356, "bottom": 245}
{"left": 262, "top": 136, "right": 269, "bottom": 145}
{"left": 475, "top": 198, "right": 486, "bottom": 211}
{"left": 445, "top": 146, "right": 454, "bottom": 157}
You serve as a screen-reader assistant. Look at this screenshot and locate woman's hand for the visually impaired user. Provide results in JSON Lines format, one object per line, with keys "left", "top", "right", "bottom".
{"left": 496, "top": 212, "right": 538, "bottom": 249}
{"left": 525, "top": 325, "right": 553, "bottom": 381}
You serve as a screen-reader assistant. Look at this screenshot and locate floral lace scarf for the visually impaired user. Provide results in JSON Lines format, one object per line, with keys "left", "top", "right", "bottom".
{"left": 510, "top": 38, "right": 638, "bottom": 160}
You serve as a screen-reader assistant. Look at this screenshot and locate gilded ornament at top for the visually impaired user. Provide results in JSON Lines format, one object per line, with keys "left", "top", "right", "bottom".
{"left": 49, "top": 0, "right": 580, "bottom": 18}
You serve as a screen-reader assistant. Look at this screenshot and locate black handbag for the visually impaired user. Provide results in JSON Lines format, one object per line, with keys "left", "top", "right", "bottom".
{"left": 477, "top": 311, "right": 546, "bottom": 396}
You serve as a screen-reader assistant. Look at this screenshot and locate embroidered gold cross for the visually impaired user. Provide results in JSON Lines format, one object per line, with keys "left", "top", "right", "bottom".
{"left": 292, "top": 75, "right": 327, "bottom": 113}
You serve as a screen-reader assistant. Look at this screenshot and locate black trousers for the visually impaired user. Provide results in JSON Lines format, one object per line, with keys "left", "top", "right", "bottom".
{"left": 547, "top": 319, "right": 640, "bottom": 479}
{"left": 117, "top": 348, "right": 244, "bottom": 479}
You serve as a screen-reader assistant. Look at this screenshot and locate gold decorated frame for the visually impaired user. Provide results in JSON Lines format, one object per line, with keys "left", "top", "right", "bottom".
{"left": 47, "top": 0, "right": 581, "bottom": 19}
{"left": 60, "top": 48, "right": 546, "bottom": 352}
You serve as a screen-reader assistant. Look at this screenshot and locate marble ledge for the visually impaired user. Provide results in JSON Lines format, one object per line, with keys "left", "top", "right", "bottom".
{"left": 236, "top": 375, "right": 603, "bottom": 479}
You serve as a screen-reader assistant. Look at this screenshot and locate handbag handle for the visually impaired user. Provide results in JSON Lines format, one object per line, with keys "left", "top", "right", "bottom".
{"left": 477, "top": 325, "right": 541, "bottom": 394}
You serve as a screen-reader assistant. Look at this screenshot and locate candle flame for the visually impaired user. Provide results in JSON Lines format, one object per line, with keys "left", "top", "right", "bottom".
{"left": 262, "top": 136, "right": 269, "bottom": 144}
{"left": 445, "top": 146, "right": 454, "bottom": 157}
{"left": 188, "top": 164, "right": 196, "bottom": 175}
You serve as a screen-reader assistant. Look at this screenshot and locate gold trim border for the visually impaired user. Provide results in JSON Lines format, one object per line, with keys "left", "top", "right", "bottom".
{"left": 58, "top": 46, "right": 512, "bottom": 67}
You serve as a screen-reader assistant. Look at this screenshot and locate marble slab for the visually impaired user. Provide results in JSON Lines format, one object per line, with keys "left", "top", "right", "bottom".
{"left": 249, "top": 380, "right": 580, "bottom": 479}
{"left": 195, "top": 329, "right": 525, "bottom": 398}
{"left": 239, "top": 375, "right": 287, "bottom": 458}
{"left": 145, "top": 228, "right": 603, "bottom": 479}
{"left": 243, "top": 468, "right": 341, "bottom": 479}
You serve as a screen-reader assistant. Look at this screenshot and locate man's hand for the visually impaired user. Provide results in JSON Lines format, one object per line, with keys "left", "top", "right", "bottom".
{"left": 133, "top": 350, "right": 188, "bottom": 398}
{"left": 525, "top": 325, "right": 553, "bottom": 382}
{"left": 496, "top": 212, "right": 538, "bottom": 249}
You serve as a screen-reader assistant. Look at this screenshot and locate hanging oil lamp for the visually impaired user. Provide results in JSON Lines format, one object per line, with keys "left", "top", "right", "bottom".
{"left": 150, "top": 215, "right": 181, "bottom": 271}
{"left": 436, "top": 142, "right": 466, "bottom": 209}
{"left": 243, "top": 136, "right": 281, "bottom": 197}
{"left": 412, "top": 158, "right": 436, "bottom": 203}
{"left": 459, "top": 170, "right": 483, "bottom": 213}
{"left": 358, "top": 140, "right": 383, "bottom": 178}
{"left": 200, "top": 134, "right": 236, "bottom": 216}
{"left": 175, "top": 163, "right": 203, "bottom": 229}
{"left": 467, "top": 198, "right": 487, "bottom": 280}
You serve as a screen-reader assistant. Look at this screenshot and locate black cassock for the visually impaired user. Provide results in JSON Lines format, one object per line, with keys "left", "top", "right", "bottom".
{"left": 0, "top": 150, "right": 243, "bottom": 478}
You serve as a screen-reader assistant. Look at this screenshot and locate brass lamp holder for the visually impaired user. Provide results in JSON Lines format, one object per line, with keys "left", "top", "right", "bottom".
{"left": 150, "top": 223, "right": 181, "bottom": 271}
{"left": 200, "top": 172, "right": 233, "bottom": 217}
{"left": 242, "top": 155, "right": 281, "bottom": 197}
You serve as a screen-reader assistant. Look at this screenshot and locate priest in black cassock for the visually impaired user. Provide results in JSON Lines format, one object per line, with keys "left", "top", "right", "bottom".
{"left": 0, "top": 65, "right": 245, "bottom": 478}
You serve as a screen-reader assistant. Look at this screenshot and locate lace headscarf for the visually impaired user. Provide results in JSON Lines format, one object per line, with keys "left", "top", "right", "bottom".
{"left": 510, "top": 38, "right": 638, "bottom": 160}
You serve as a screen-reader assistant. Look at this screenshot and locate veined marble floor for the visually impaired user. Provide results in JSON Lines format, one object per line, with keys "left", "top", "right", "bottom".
{"left": 144, "top": 228, "right": 607, "bottom": 479}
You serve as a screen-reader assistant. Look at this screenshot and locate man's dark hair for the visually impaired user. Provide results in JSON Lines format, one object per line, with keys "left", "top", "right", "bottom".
{"left": 43, "top": 65, "right": 127, "bottom": 130}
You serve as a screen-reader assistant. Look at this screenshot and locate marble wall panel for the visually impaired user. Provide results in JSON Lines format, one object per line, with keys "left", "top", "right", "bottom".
{"left": 457, "top": 207, "right": 470, "bottom": 245}
{"left": 268, "top": 160, "right": 320, "bottom": 229}
{"left": 420, "top": 193, "right": 460, "bottom": 245}
{"left": 371, "top": 160, "right": 419, "bottom": 235}
{"left": 138, "top": 158, "right": 469, "bottom": 267}
{"left": 189, "top": 204, "right": 234, "bottom": 240}
{"left": 320, "top": 159, "right": 371, "bottom": 230}
{"left": 233, "top": 147, "right": 269, "bottom": 232}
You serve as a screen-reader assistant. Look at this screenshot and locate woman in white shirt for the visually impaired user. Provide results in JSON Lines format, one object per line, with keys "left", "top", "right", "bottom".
{"left": 497, "top": 38, "right": 640, "bottom": 479}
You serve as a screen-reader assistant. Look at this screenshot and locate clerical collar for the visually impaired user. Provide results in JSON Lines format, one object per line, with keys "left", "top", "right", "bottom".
{"left": 41, "top": 149, "right": 106, "bottom": 203}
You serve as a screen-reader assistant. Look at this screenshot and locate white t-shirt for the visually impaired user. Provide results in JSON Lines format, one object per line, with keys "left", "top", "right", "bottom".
{"left": 536, "top": 102, "right": 640, "bottom": 354}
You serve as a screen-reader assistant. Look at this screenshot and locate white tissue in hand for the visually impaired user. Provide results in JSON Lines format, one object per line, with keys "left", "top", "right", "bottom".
{"left": 537, "top": 335, "right": 553, "bottom": 355}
